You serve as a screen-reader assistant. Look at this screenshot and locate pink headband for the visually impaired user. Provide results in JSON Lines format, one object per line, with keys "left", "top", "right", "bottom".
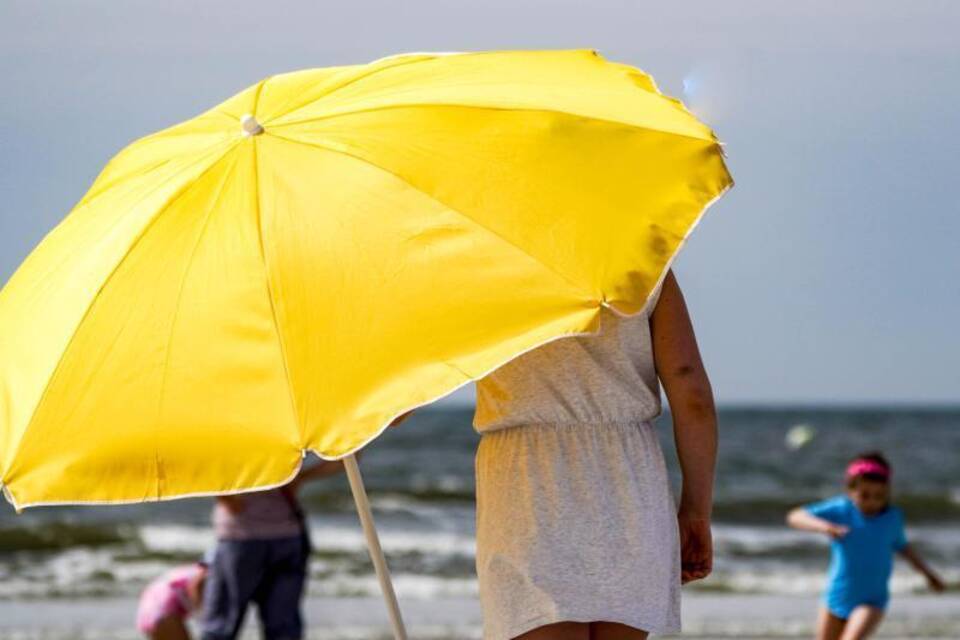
{"left": 846, "top": 460, "right": 890, "bottom": 480}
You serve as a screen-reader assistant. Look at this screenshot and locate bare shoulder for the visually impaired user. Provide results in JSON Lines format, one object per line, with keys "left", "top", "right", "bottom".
{"left": 650, "top": 270, "right": 694, "bottom": 345}
{"left": 650, "top": 270, "right": 708, "bottom": 382}
{"left": 651, "top": 270, "right": 685, "bottom": 321}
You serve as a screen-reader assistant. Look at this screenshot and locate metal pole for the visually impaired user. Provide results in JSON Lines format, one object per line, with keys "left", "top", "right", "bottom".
{"left": 343, "top": 454, "right": 408, "bottom": 640}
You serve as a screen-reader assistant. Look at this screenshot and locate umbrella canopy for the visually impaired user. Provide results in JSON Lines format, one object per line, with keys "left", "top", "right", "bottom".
{"left": 0, "top": 49, "right": 732, "bottom": 508}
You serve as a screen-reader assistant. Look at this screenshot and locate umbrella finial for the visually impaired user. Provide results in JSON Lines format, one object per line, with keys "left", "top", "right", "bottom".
{"left": 241, "top": 114, "right": 264, "bottom": 137}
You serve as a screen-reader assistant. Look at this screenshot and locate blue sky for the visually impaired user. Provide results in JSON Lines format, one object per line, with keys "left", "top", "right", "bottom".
{"left": 1, "top": 1, "right": 957, "bottom": 405}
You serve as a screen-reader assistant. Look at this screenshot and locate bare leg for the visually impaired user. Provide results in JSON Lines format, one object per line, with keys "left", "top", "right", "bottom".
{"left": 839, "top": 606, "right": 884, "bottom": 640}
{"left": 816, "top": 606, "right": 846, "bottom": 640}
{"left": 514, "top": 622, "right": 590, "bottom": 640}
{"left": 590, "top": 621, "right": 648, "bottom": 639}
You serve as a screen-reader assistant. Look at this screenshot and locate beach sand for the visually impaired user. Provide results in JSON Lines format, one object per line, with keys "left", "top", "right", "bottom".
{"left": 0, "top": 593, "right": 957, "bottom": 639}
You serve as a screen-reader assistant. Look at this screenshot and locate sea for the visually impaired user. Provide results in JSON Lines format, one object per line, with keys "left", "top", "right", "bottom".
{"left": 2, "top": 406, "right": 958, "bottom": 604}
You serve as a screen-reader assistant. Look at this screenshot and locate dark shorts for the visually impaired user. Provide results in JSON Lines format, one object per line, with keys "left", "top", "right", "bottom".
{"left": 201, "top": 535, "right": 309, "bottom": 640}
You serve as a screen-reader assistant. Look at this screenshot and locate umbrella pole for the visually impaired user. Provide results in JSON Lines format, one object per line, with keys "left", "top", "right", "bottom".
{"left": 343, "top": 454, "right": 408, "bottom": 640}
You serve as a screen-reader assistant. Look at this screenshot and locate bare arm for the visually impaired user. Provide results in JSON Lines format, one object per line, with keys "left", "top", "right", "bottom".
{"left": 289, "top": 459, "right": 348, "bottom": 493}
{"left": 291, "top": 409, "right": 413, "bottom": 490}
{"left": 389, "top": 410, "right": 414, "bottom": 428}
{"left": 899, "top": 544, "right": 946, "bottom": 592}
{"left": 651, "top": 271, "right": 717, "bottom": 520}
{"left": 651, "top": 270, "right": 716, "bottom": 582}
{"left": 288, "top": 410, "right": 418, "bottom": 494}
{"left": 786, "top": 507, "right": 849, "bottom": 538}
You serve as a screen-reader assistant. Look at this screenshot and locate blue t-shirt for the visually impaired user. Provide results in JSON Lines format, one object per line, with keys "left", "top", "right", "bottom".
{"left": 805, "top": 495, "right": 907, "bottom": 615}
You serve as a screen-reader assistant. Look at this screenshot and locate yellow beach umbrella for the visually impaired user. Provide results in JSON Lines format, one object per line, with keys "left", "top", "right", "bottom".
{"left": 0, "top": 49, "right": 731, "bottom": 508}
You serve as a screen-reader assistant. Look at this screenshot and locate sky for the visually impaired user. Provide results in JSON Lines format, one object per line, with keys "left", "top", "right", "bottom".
{"left": 1, "top": 1, "right": 957, "bottom": 406}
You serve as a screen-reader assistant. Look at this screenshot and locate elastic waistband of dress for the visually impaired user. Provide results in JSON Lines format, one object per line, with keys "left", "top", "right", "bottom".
{"left": 476, "top": 419, "right": 657, "bottom": 435}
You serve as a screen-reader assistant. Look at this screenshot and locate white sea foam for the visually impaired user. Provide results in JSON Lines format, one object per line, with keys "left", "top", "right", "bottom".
{"left": 138, "top": 525, "right": 215, "bottom": 554}
{"left": 712, "top": 524, "right": 828, "bottom": 551}
{"left": 308, "top": 524, "right": 476, "bottom": 557}
{"left": 309, "top": 572, "right": 478, "bottom": 599}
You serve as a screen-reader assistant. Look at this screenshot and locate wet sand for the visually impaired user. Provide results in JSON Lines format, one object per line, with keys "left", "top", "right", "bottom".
{"left": 0, "top": 593, "right": 958, "bottom": 638}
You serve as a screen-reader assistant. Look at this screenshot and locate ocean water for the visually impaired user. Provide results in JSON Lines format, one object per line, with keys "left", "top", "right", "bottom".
{"left": 1, "top": 406, "right": 958, "bottom": 602}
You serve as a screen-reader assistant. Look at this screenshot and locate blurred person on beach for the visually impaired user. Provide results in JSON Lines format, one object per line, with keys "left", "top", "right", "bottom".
{"left": 137, "top": 557, "right": 209, "bottom": 639}
{"left": 395, "top": 270, "right": 714, "bottom": 639}
{"left": 787, "top": 451, "right": 946, "bottom": 640}
{"left": 200, "top": 458, "right": 348, "bottom": 640}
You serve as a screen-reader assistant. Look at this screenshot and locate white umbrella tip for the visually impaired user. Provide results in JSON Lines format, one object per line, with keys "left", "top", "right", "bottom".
{"left": 241, "top": 114, "right": 264, "bottom": 137}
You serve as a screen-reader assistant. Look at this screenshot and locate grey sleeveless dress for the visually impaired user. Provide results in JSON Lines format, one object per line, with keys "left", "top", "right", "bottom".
{"left": 473, "top": 302, "right": 680, "bottom": 639}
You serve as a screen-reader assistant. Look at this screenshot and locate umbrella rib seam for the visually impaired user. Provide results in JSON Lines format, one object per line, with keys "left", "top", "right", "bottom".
{"left": 249, "top": 76, "right": 307, "bottom": 447}
{"left": 268, "top": 132, "right": 598, "bottom": 302}
{"left": 249, "top": 139, "right": 305, "bottom": 450}
{"left": 268, "top": 102, "right": 716, "bottom": 145}
{"left": 3, "top": 142, "right": 237, "bottom": 485}
{"left": 258, "top": 54, "right": 432, "bottom": 124}
{"left": 154, "top": 150, "right": 241, "bottom": 499}
{"left": 78, "top": 121, "right": 236, "bottom": 209}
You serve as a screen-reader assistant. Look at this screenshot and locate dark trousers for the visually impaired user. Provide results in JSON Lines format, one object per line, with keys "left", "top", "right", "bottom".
{"left": 201, "top": 535, "right": 308, "bottom": 640}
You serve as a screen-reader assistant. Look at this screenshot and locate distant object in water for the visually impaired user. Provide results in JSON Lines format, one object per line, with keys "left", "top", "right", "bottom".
{"left": 785, "top": 424, "right": 817, "bottom": 450}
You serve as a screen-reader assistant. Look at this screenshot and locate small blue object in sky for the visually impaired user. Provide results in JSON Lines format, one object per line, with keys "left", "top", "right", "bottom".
{"left": 682, "top": 73, "right": 699, "bottom": 99}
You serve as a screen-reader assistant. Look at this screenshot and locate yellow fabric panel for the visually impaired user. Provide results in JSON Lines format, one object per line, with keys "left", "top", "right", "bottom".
{"left": 4, "top": 146, "right": 301, "bottom": 504}
{"left": 255, "top": 135, "right": 601, "bottom": 456}
{"left": 254, "top": 61, "right": 398, "bottom": 124}
{"left": 267, "top": 50, "right": 715, "bottom": 142}
{"left": 0, "top": 141, "right": 232, "bottom": 478}
{"left": 79, "top": 113, "right": 236, "bottom": 209}
{"left": 271, "top": 104, "right": 727, "bottom": 313}
{"left": 0, "top": 50, "right": 731, "bottom": 507}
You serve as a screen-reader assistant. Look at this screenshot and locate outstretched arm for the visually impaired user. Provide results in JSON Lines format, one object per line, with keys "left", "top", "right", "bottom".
{"left": 899, "top": 544, "right": 946, "bottom": 592}
{"left": 786, "top": 508, "right": 849, "bottom": 539}
{"left": 288, "top": 410, "right": 414, "bottom": 494}
{"left": 289, "top": 458, "right": 348, "bottom": 493}
{"left": 389, "top": 411, "right": 414, "bottom": 428}
{"left": 651, "top": 270, "right": 717, "bottom": 582}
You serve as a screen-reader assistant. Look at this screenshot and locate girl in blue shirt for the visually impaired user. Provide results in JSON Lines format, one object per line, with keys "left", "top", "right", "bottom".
{"left": 787, "top": 452, "right": 944, "bottom": 640}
